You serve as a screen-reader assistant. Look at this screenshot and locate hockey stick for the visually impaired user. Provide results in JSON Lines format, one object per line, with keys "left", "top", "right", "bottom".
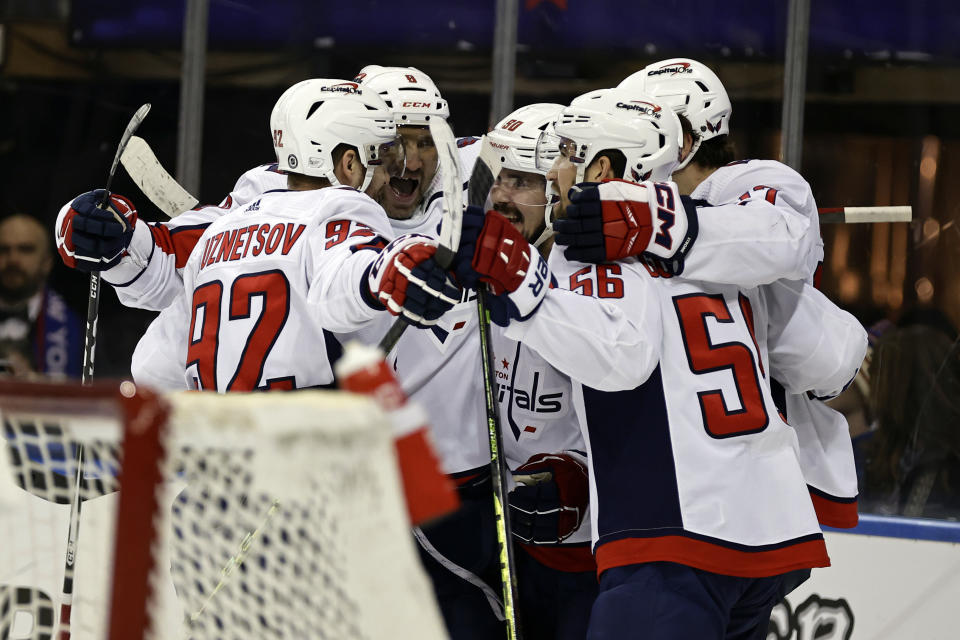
{"left": 121, "top": 136, "right": 199, "bottom": 218}
{"left": 377, "top": 117, "right": 464, "bottom": 353}
{"left": 62, "top": 103, "right": 151, "bottom": 640}
{"left": 82, "top": 104, "right": 152, "bottom": 385}
{"left": 467, "top": 135, "right": 524, "bottom": 640}
{"left": 818, "top": 205, "right": 912, "bottom": 224}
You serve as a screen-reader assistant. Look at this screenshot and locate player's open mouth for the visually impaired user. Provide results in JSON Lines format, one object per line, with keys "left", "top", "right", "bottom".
{"left": 389, "top": 177, "right": 419, "bottom": 204}
{"left": 501, "top": 211, "right": 522, "bottom": 225}
{"left": 500, "top": 210, "right": 524, "bottom": 233}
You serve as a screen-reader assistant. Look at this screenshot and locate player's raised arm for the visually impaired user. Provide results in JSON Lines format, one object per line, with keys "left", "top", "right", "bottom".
{"left": 53, "top": 165, "right": 285, "bottom": 311}
{"left": 452, "top": 204, "right": 663, "bottom": 392}
{"left": 677, "top": 161, "right": 821, "bottom": 286}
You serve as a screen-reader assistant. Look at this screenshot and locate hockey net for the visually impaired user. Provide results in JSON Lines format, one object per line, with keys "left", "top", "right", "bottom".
{"left": 0, "top": 381, "right": 448, "bottom": 640}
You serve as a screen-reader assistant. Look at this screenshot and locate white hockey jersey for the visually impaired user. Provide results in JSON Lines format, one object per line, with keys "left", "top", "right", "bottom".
{"left": 491, "top": 325, "right": 596, "bottom": 572}
{"left": 180, "top": 187, "right": 392, "bottom": 391}
{"left": 684, "top": 159, "right": 824, "bottom": 287}
{"left": 680, "top": 159, "right": 858, "bottom": 527}
{"left": 105, "top": 163, "right": 287, "bottom": 311}
{"left": 131, "top": 137, "right": 479, "bottom": 392}
{"left": 130, "top": 163, "right": 288, "bottom": 390}
{"left": 505, "top": 247, "right": 866, "bottom": 577}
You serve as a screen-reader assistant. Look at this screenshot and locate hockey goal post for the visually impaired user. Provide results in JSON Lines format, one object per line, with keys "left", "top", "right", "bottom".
{"left": 0, "top": 380, "right": 448, "bottom": 640}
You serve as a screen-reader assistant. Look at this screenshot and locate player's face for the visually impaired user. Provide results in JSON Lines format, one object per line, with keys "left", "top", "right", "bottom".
{"left": 545, "top": 153, "right": 579, "bottom": 219}
{"left": 0, "top": 216, "right": 51, "bottom": 303}
{"left": 376, "top": 126, "right": 439, "bottom": 220}
{"left": 490, "top": 168, "right": 547, "bottom": 241}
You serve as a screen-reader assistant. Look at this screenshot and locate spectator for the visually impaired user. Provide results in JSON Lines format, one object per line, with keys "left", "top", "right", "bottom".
{"left": 0, "top": 214, "right": 83, "bottom": 378}
{"left": 860, "top": 315, "right": 960, "bottom": 519}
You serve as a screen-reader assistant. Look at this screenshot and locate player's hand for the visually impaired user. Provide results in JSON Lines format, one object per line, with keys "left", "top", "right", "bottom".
{"left": 510, "top": 453, "right": 589, "bottom": 544}
{"left": 366, "top": 234, "right": 462, "bottom": 328}
{"left": 554, "top": 180, "right": 697, "bottom": 274}
{"left": 56, "top": 190, "right": 139, "bottom": 272}
{"left": 452, "top": 207, "right": 553, "bottom": 325}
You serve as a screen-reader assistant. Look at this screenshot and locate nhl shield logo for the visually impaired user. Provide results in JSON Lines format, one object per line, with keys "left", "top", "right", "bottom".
{"left": 288, "top": 154, "right": 298, "bottom": 169}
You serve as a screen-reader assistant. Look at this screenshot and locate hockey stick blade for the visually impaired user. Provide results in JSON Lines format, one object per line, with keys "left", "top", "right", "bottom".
{"left": 467, "top": 135, "right": 503, "bottom": 208}
{"left": 819, "top": 205, "right": 912, "bottom": 224}
{"left": 430, "top": 117, "right": 464, "bottom": 269}
{"left": 122, "top": 136, "right": 199, "bottom": 218}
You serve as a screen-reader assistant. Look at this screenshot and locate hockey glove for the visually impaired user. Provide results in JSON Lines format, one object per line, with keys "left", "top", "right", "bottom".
{"left": 366, "top": 234, "right": 463, "bottom": 329}
{"left": 452, "top": 207, "right": 553, "bottom": 326}
{"left": 56, "top": 190, "right": 139, "bottom": 272}
{"left": 510, "top": 453, "right": 589, "bottom": 544}
{"left": 555, "top": 180, "right": 698, "bottom": 275}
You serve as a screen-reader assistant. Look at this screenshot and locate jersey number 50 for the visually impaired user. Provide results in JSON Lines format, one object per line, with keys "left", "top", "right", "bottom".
{"left": 187, "top": 270, "right": 293, "bottom": 392}
{"left": 673, "top": 293, "right": 769, "bottom": 438}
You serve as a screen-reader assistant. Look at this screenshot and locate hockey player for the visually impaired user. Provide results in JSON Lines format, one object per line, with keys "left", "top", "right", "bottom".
{"left": 56, "top": 79, "right": 462, "bottom": 390}
{"left": 483, "top": 103, "right": 599, "bottom": 640}
{"left": 439, "top": 88, "right": 868, "bottom": 639}
{"left": 559, "top": 58, "right": 859, "bottom": 530}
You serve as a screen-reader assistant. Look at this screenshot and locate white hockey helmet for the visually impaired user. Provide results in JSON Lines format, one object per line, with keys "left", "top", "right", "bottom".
{"left": 618, "top": 58, "right": 732, "bottom": 169}
{"left": 569, "top": 88, "right": 610, "bottom": 106}
{"left": 269, "top": 78, "right": 399, "bottom": 192}
{"left": 353, "top": 65, "right": 450, "bottom": 126}
{"left": 488, "top": 103, "right": 565, "bottom": 174}
{"left": 536, "top": 87, "right": 683, "bottom": 184}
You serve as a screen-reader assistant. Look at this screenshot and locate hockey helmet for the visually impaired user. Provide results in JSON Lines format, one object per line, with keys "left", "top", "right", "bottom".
{"left": 619, "top": 58, "right": 732, "bottom": 169}
{"left": 269, "top": 78, "right": 400, "bottom": 192}
{"left": 536, "top": 87, "right": 683, "bottom": 184}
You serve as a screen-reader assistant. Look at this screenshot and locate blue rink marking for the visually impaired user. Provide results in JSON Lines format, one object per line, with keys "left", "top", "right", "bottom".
{"left": 825, "top": 514, "right": 960, "bottom": 543}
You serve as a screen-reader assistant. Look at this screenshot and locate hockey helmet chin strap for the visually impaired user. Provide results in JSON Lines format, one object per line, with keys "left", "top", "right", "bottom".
{"left": 674, "top": 137, "right": 701, "bottom": 171}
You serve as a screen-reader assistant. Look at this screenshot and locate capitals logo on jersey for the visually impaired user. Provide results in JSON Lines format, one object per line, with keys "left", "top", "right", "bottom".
{"left": 495, "top": 354, "right": 569, "bottom": 441}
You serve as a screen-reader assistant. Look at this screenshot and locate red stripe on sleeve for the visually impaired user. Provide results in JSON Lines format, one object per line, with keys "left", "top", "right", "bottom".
{"left": 150, "top": 225, "right": 207, "bottom": 268}
{"left": 810, "top": 490, "right": 859, "bottom": 529}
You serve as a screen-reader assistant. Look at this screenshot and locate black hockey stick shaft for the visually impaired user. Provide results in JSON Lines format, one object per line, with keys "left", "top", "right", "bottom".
{"left": 61, "top": 103, "right": 150, "bottom": 640}
{"left": 467, "top": 137, "right": 523, "bottom": 640}
{"left": 81, "top": 103, "right": 151, "bottom": 385}
{"left": 476, "top": 287, "right": 523, "bottom": 640}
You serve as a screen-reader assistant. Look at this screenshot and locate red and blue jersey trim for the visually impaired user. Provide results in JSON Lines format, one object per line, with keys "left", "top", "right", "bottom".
{"left": 595, "top": 530, "right": 829, "bottom": 579}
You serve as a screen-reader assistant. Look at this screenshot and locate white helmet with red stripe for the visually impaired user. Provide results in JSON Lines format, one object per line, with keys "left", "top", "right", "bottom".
{"left": 353, "top": 65, "right": 450, "bottom": 126}
{"left": 618, "top": 58, "right": 732, "bottom": 169}
{"left": 269, "top": 78, "right": 399, "bottom": 192}
{"left": 538, "top": 87, "right": 683, "bottom": 184}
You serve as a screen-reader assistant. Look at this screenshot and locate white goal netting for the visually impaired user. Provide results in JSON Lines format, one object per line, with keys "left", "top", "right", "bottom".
{"left": 0, "top": 382, "right": 447, "bottom": 640}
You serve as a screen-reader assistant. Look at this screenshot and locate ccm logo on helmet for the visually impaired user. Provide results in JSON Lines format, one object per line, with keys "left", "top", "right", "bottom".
{"left": 321, "top": 82, "right": 361, "bottom": 94}
{"left": 616, "top": 101, "right": 662, "bottom": 118}
{"left": 647, "top": 62, "right": 693, "bottom": 76}
{"left": 401, "top": 101, "right": 432, "bottom": 108}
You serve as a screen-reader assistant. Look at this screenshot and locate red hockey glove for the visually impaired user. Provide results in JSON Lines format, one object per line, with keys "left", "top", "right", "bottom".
{"left": 56, "top": 190, "right": 139, "bottom": 272}
{"left": 365, "top": 233, "right": 463, "bottom": 328}
{"left": 509, "top": 453, "right": 589, "bottom": 544}
{"left": 453, "top": 208, "right": 553, "bottom": 325}
{"left": 555, "top": 180, "right": 698, "bottom": 274}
